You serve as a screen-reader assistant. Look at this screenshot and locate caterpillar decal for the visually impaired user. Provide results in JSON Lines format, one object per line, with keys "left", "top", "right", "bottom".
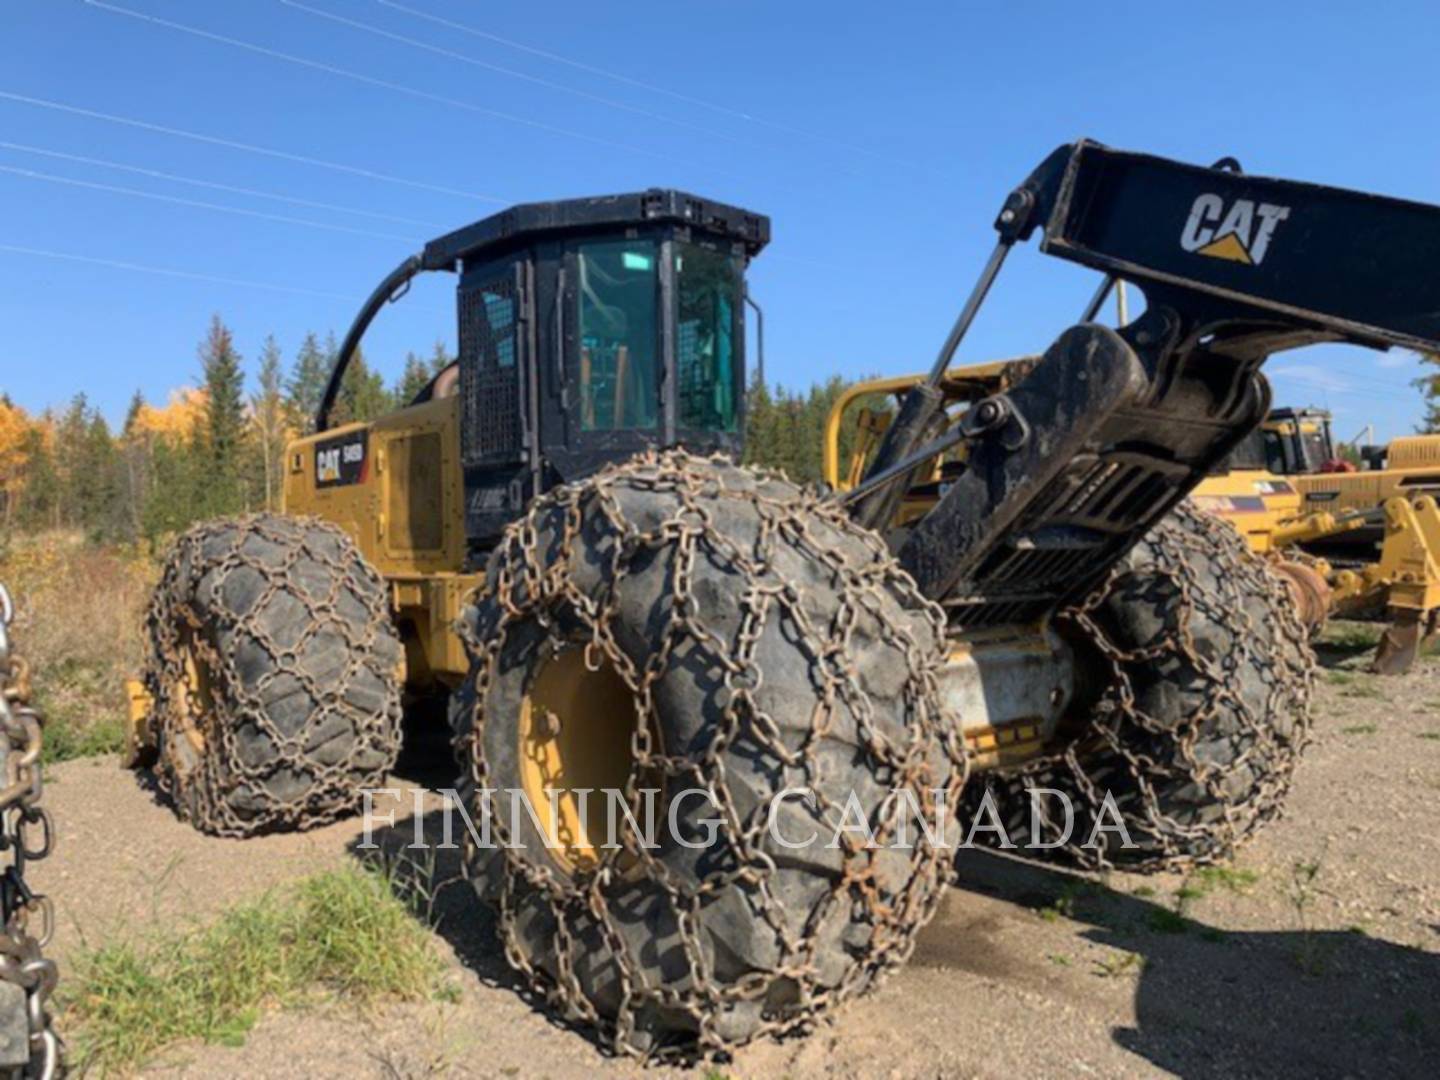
{"left": 1180, "top": 194, "right": 1291, "bottom": 265}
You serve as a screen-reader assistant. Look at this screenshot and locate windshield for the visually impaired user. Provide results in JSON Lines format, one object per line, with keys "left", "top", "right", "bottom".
{"left": 674, "top": 242, "right": 739, "bottom": 431}
{"left": 1298, "top": 427, "right": 1332, "bottom": 470}
{"left": 1222, "top": 427, "right": 1270, "bottom": 472}
{"left": 1262, "top": 429, "right": 1288, "bottom": 473}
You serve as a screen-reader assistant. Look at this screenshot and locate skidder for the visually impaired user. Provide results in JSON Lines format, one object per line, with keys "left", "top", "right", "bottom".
{"left": 130, "top": 144, "right": 1440, "bottom": 1055}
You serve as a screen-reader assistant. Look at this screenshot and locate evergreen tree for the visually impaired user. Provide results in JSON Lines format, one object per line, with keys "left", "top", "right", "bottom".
{"left": 119, "top": 389, "right": 151, "bottom": 540}
{"left": 332, "top": 339, "right": 393, "bottom": 425}
{"left": 287, "top": 331, "right": 330, "bottom": 435}
{"left": 429, "top": 339, "right": 456, "bottom": 376}
{"left": 80, "top": 411, "right": 124, "bottom": 541}
{"left": 122, "top": 390, "right": 146, "bottom": 437}
{"left": 251, "top": 335, "right": 288, "bottom": 509}
{"left": 1415, "top": 352, "right": 1440, "bottom": 432}
{"left": 742, "top": 376, "right": 780, "bottom": 470}
{"left": 54, "top": 394, "right": 91, "bottom": 528}
{"left": 199, "top": 314, "right": 248, "bottom": 515}
{"left": 17, "top": 421, "right": 58, "bottom": 532}
{"left": 394, "top": 351, "right": 432, "bottom": 405}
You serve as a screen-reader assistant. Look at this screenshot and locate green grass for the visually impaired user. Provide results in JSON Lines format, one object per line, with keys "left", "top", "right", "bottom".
{"left": 1417, "top": 732, "right": 1440, "bottom": 741}
{"left": 1093, "top": 952, "right": 1142, "bottom": 978}
{"left": 1146, "top": 907, "right": 1189, "bottom": 934}
{"left": 42, "top": 710, "right": 127, "bottom": 764}
{"left": 1188, "top": 865, "right": 1260, "bottom": 895}
{"left": 1338, "top": 677, "right": 1384, "bottom": 700}
{"left": 1341, "top": 723, "right": 1379, "bottom": 736}
{"left": 63, "top": 863, "right": 453, "bottom": 1073}
{"left": 1326, "top": 670, "right": 1355, "bottom": 686}
{"left": 32, "top": 658, "right": 130, "bottom": 764}
{"left": 1322, "top": 622, "right": 1384, "bottom": 649}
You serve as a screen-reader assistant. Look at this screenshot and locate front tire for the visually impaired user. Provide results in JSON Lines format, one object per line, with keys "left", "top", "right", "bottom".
{"left": 142, "top": 514, "right": 403, "bottom": 836}
{"left": 452, "top": 452, "right": 961, "bottom": 1057}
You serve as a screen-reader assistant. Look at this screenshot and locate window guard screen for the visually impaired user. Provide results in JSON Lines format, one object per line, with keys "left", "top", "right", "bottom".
{"left": 460, "top": 273, "right": 521, "bottom": 464}
{"left": 675, "top": 242, "right": 739, "bottom": 432}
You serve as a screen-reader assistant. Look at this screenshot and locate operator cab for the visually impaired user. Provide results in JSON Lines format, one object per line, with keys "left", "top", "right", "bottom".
{"left": 1262, "top": 407, "right": 1337, "bottom": 474}
{"left": 321, "top": 190, "right": 769, "bottom": 554}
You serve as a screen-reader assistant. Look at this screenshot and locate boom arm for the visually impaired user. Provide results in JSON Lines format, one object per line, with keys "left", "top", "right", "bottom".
{"left": 865, "top": 141, "right": 1440, "bottom": 625}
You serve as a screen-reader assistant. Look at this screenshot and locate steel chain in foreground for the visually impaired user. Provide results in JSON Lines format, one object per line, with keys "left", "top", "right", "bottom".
{"left": 456, "top": 450, "right": 963, "bottom": 1059}
{"left": 0, "top": 583, "right": 61, "bottom": 1078}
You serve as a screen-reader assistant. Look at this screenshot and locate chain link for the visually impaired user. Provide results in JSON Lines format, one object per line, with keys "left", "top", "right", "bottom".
{"left": 456, "top": 450, "right": 961, "bottom": 1059}
{"left": 969, "top": 502, "right": 1314, "bottom": 871}
{"left": 142, "top": 514, "right": 402, "bottom": 836}
{"left": 0, "top": 583, "right": 61, "bottom": 1079}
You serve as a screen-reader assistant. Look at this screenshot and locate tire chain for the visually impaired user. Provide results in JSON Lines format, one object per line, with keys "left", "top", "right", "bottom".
{"left": 967, "top": 502, "right": 1315, "bottom": 871}
{"left": 455, "top": 450, "right": 965, "bottom": 1059}
{"left": 143, "top": 514, "right": 402, "bottom": 836}
{"left": 0, "top": 584, "right": 61, "bottom": 1078}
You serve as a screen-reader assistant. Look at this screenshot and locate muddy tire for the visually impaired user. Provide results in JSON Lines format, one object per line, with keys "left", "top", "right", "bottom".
{"left": 142, "top": 514, "right": 403, "bottom": 837}
{"left": 965, "top": 502, "right": 1314, "bottom": 870}
{"left": 452, "top": 452, "right": 961, "bottom": 1058}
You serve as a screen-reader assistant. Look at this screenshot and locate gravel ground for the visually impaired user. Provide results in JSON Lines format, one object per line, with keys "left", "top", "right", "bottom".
{"left": 32, "top": 629, "right": 1440, "bottom": 1078}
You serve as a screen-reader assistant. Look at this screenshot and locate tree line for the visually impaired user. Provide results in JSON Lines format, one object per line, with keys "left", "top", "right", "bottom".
{"left": 0, "top": 315, "right": 453, "bottom": 543}
{"left": 0, "top": 314, "right": 875, "bottom": 548}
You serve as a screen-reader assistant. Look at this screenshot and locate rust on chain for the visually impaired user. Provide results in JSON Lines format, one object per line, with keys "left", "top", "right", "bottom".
{"left": 982, "top": 503, "right": 1314, "bottom": 872}
{"left": 455, "top": 449, "right": 966, "bottom": 1059}
{"left": 141, "top": 515, "right": 401, "bottom": 836}
{"left": 0, "top": 582, "right": 62, "bottom": 1078}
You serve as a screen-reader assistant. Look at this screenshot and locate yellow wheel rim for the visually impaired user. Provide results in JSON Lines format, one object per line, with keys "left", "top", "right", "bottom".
{"left": 173, "top": 630, "right": 213, "bottom": 757}
{"left": 518, "top": 647, "right": 648, "bottom": 871}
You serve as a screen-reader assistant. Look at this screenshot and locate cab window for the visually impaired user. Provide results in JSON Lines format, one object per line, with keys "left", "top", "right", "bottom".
{"left": 675, "top": 242, "right": 739, "bottom": 431}
{"left": 577, "top": 240, "right": 658, "bottom": 431}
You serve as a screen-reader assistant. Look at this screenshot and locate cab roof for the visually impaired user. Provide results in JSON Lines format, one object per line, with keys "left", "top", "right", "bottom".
{"left": 421, "top": 188, "right": 770, "bottom": 271}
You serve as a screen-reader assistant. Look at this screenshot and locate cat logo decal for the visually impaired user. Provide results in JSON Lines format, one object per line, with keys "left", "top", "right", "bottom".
{"left": 1180, "top": 195, "right": 1291, "bottom": 266}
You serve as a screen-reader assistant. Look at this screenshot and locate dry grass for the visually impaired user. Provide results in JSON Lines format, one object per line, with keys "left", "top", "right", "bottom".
{"left": 0, "top": 530, "right": 155, "bottom": 761}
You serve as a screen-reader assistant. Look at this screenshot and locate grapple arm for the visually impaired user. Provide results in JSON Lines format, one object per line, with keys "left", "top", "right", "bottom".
{"left": 885, "top": 141, "right": 1440, "bottom": 623}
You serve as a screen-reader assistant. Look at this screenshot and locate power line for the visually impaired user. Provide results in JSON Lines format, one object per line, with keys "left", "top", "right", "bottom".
{"left": 0, "top": 90, "right": 505, "bottom": 203}
{"left": 0, "top": 242, "right": 359, "bottom": 301}
{"left": 277, "top": 0, "right": 770, "bottom": 152}
{"left": 0, "top": 163, "right": 420, "bottom": 242}
{"left": 84, "top": 0, "right": 740, "bottom": 177}
{"left": 0, "top": 141, "right": 447, "bottom": 228}
{"left": 1269, "top": 370, "right": 1420, "bottom": 405}
{"left": 372, "top": 0, "right": 911, "bottom": 167}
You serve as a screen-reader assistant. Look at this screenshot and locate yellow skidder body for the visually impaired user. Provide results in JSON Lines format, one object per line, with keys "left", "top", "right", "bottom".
{"left": 135, "top": 140, "right": 1440, "bottom": 1057}
{"left": 284, "top": 393, "right": 477, "bottom": 687}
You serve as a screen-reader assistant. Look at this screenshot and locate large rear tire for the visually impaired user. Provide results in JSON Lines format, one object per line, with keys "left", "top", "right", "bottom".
{"left": 452, "top": 452, "right": 961, "bottom": 1058}
{"left": 142, "top": 514, "right": 403, "bottom": 836}
{"left": 964, "top": 501, "right": 1314, "bottom": 870}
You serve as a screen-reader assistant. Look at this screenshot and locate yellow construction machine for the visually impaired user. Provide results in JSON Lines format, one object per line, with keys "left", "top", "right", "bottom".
{"left": 127, "top": 143, "right": 1440, "bottom": 1058}
{"left": 1190, "top": 406, "right": 1440, "bottom": 671}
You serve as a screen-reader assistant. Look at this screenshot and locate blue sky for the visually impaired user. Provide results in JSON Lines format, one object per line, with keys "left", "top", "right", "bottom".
{"left": 2, "top": 0, "right": 1437, "bottom": 439}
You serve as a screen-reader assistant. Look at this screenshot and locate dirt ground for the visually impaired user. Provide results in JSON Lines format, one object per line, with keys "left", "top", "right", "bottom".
{"left": 32, "top": 629, "right": 1440, "bottom": 1079}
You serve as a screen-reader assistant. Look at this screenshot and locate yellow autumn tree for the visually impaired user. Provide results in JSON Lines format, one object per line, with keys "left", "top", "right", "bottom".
{"left": 126, "top": 387, "right": 208, "bottom": 445}
{"left": 0, "top": 398, "right": 35, "bottom": 523}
